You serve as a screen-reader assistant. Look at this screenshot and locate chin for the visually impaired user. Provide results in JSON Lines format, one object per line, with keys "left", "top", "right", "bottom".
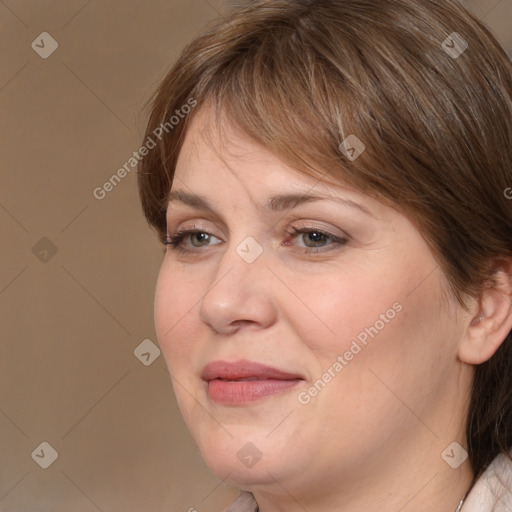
{"left": 205, "top": 456, "right": 280, "bottom": 488}
{"left": 196, "top": 436, "right": 289, "bottom": 485}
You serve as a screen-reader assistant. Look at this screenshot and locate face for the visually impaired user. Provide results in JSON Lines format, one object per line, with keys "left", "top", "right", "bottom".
{"left": 154, "top": 105, "right": 470, "bottom": 501}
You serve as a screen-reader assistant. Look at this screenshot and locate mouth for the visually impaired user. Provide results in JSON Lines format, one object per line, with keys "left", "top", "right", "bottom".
{"left": 218, "top": 377, "right": 271, "bottom": 381}
{"left": 201, "top": 360, "right": 305, "bottom": 405}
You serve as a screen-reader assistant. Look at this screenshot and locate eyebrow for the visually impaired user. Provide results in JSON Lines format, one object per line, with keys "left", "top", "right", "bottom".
{"left": 167, "top": 190, "right": 376, "bottom": 217}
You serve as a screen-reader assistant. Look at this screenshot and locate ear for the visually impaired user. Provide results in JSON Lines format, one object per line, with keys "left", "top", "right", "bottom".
{"left": 458, "top": 257, "right": 512, "bottom": 365}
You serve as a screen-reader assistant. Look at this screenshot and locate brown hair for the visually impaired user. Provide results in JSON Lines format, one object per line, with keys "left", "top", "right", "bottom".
{"left": 137, "top": 0, "right": 512, "bottom": 482}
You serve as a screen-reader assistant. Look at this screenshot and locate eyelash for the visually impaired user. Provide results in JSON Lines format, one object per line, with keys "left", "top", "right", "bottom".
{"left": 163, "top": 225, "right": 348, "bottom": 256}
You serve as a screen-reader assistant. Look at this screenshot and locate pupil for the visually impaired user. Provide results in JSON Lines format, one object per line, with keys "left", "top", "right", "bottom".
{"left": 193, "top": 233, "right": 209, "bottom": 245}
{"left": 308, "top": 232, "right": 324, "bottom": 244}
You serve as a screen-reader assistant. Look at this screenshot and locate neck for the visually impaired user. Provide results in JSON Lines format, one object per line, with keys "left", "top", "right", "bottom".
{"left": 253, "top": 446, "right": 474, "bottom": 512}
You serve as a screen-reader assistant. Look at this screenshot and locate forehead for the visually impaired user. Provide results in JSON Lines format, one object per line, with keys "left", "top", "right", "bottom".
{"left": 171, "top": 103, "right": 391, "bottom": 221}
{"left": 174, "top": 104, "right": 342, "bottom": 194}
{"left": 176, "top": 105, "right": 286, "bottom": 174}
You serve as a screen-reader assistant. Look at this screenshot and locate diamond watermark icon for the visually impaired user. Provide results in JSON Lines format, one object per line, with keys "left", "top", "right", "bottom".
{"left": 237, "top": 442, "right": 263, "bottom": 468}
{"left": 441, "top": 441, "right": 468, "bottom": 469}
{"left": 339, "top": 134, "right": 366, "bottom": 161}
{"left": 236, "top": 236, "right": 263, "bottom": 264}
{"left": 31, "top": 441, "right": 58, "bottom": 469}
{"left": 441, "top": 32, "right": 468, "bottom": 59}
{"left": 32, "top": 237, "right": 58, "bottom": 263}
{"left": 31, "top": 32, "right": 59, "bottom": 59}
{"left": 134, "top": 339, "right": 161, "bottom": 366}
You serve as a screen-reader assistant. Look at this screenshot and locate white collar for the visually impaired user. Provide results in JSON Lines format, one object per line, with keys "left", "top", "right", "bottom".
{"left": 461, "top": 450, "right": 512, "bottom": 512}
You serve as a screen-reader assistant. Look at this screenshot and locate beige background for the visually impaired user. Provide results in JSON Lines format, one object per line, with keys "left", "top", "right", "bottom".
{"left": 1, "top": 1, "right": 511, "bottom": 511}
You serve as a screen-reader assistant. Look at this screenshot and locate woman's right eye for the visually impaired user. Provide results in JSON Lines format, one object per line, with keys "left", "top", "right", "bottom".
{"left": 164, "top": 229, "right": 219, "bottom": 255}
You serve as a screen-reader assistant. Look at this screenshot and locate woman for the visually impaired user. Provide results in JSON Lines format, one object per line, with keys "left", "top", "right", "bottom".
{"left": 137, "top": 1, "right": 512, "bottom": 510}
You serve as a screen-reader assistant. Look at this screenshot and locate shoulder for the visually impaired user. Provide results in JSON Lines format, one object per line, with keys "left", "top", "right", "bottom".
{"left": 224, "top": 491, "right": 259, "bottom": 512}
{"left": 462, "top": 449, "right": 512, "bottom": 512}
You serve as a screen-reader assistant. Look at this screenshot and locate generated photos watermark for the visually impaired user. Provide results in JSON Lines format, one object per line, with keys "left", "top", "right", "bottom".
{"left": 93, "top": 98, "right": 197, "bottom": 200}
{"left": 298, "top": 301, "right": 403, "bottom": 405}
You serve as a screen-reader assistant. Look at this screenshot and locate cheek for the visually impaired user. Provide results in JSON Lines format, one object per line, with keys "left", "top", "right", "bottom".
{"left": 327, "top": 271, "right": 454, "bottom": 411}
{"left": 289, "top": 262, "right": 454, "bottom": 404}
{"left": 154, "top": 262, "right": 201, "bottom": 370}
{"left": 294, "top": 270, "right": 454, "bottom": 453}
{"left": 283, "top": 266, "right": 408, "bottom": 361}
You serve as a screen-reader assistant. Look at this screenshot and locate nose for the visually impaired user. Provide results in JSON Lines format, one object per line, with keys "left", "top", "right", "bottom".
{"left": 198, "top": 237, "right": 278, "bottom": 335}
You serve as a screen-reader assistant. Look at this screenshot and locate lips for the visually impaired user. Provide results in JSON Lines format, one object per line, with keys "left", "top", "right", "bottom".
{"left": 201, "top": 360, "right": 305, "bottom": 405}
{"left": 201, "top": 359, "right": 305, "bottom": 382}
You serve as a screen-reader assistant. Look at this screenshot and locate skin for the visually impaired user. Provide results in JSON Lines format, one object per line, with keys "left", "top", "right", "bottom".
{"left": 154, "top": 104, "right": 512, "bottom": 512}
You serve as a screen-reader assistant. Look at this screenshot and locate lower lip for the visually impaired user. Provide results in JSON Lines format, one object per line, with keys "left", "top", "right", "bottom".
{"left": 207, "top": 379, "right": 303, "bottom": 404}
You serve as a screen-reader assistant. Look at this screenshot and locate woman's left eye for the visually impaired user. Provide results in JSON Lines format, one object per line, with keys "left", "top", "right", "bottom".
{"left": 163, "top": 225, "right": 348, "bottom": 255}
{"left": 284, "top": 226, "right": 348, "bottom": 253}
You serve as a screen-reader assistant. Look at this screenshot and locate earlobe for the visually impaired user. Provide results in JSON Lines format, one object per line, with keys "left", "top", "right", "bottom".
{"left": 470, "top": 314, "right": 484, "bottom": 327}
{"left": 458, "top": 258, "right": 512, "bottom": 365}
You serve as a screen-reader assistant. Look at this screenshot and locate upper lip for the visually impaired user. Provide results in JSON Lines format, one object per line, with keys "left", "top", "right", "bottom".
{"left": 201, "top": 360, "right": 305, "bottom": 381}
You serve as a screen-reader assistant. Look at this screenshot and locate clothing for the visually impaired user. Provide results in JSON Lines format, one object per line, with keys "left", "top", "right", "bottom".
{"left": 461, "top": 450, "right": 512, "bottom": 512}
{"left": 225, "top": 491, "right": 258, "bottom": 512}
{"left": 224, "top": 450, "right": 512, "bottom": 512}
